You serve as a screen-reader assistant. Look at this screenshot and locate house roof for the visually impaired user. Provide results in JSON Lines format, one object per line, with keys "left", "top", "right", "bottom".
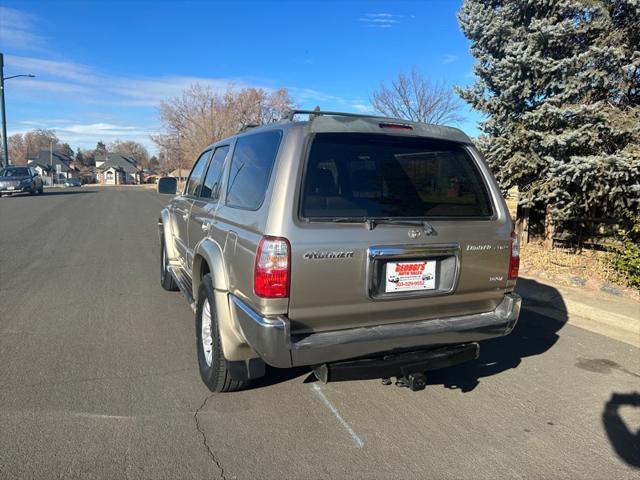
{"left": 97, "top": 153, "right": 139, "bottom": 173}
{"left": 169, "top": 168, "right": 189, "bottom": 177}
{"left": 27, "top": 150, "right": 73, "bottom": 172}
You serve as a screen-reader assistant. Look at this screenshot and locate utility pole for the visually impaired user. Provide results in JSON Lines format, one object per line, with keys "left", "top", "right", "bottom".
{"left": 1, "top": 54, "right": 8, "bottom": 168}
{"left": 50, "top": 140, "right": 53, "bottom": 185}
{"left": 0, "top": 53, "right": 35, "bottom": 167}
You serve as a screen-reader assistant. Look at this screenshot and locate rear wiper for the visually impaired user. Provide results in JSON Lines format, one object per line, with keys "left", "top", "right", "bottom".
{"left": 308, "top": 217, "right": 435, "bottom": 234}
{"left": 333, "top": 217, "right": 368, "bottom": 223}
{"left": 313, "top": 217, "right": 379, "bottom": 230}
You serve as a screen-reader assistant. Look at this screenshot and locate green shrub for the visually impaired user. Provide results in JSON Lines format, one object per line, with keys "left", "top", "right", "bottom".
{"left": 607, "top": 217, "right": 640, "bottom": 289}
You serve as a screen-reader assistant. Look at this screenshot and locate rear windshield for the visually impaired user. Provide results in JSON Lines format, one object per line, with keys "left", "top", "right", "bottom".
{"left": 301, "top": 133, "right": 493, "bottom": 219}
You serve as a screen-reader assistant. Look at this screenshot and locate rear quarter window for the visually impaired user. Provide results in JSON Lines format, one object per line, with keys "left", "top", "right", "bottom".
{"left": 301, "top": 133, "right": 494, "bottom": 219}
{"left": 226, "top": 130, "right": 282, "bottom": 210}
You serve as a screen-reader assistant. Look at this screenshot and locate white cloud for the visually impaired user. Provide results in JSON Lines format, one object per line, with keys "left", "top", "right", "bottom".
{"left": 291, "top": 87, "right": 348, "bottom": 107}
{"left": 7, "top": 56, "right": 98, "bottom": 84}
{"left": 351, "top": 103, "right": 372, "bottom": 113}
{"left": 8, "top": 120, "right": 158, "bottom": 151}
{"left": 5, "top": 54, "right": 252, "bottom": 107}
{"left": 443, "top": 55, "right": 459, "bottom": 64}
{"left": 359, "top": 13, "right": 406, "bottom": 28}
{"left": 0, "top": 7, "right": 44, "bottom": 50}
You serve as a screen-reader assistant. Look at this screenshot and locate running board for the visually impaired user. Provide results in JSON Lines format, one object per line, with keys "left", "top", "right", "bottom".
{"left": 167, "top": 265, "right": 196, "bottom": 312}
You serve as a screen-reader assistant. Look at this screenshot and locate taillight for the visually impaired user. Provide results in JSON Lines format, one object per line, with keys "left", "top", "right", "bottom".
{"left": 508, "top": 231, "right": 520, "bottom": 280}
{"left": 254, "top": 236, "right": 290, "bottom": 298}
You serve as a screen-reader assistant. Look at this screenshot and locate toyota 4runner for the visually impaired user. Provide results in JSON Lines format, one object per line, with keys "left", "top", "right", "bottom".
{"left": 157, "top": 110, "right": 521, "bottom": 392}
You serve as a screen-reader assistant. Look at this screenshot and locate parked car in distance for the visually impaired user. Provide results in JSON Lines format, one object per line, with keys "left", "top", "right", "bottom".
{"left": 63, "top": 178, "right": 82, "bottom": 187}
{"left": 157, "top": 110, "right": 521, "bottom": 393}
{"left": 0, "top": 166, "right": 44, "bottom": 196}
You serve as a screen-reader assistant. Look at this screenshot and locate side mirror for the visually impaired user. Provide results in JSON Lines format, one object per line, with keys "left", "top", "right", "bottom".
{"left": 157, "top": 177, "right": 178, "bottom": 195}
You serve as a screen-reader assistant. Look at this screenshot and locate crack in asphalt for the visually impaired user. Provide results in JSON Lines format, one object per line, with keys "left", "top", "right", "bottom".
{"left": 194, "top": 395, "right": 226, "bottom": 480}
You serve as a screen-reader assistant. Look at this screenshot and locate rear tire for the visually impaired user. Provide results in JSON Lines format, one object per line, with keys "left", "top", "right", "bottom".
{"left": 160, "top": 236, "right": 178, "bottom": 291}
{"left": 196, "top": 274, "right": 247, "bottom": 393}
{"left": 38, "top": 185, "right": 44, "bottom": 194}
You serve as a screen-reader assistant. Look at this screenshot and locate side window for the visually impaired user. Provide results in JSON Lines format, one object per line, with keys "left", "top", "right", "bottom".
{"left": 185, "top": 150, "right": 211, "bottom": 196}
{"left": 200, "top": 145, "right": 230, "bottom": 200}
{"left": 226, "top": 130, "right": 282, "bottom": 210}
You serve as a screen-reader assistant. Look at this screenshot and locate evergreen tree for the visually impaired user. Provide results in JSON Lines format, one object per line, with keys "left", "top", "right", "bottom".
{"left": 458, "top": 0, "right": 640, "bottom": 221}
{"left": 75, "top": 150, "right": 85, "bottom": 166}
{"left": 95, "top": 141, "right": 107, "bottom": 162}
{"left": 57, "top": 142, "right": 74, "bottom": 159}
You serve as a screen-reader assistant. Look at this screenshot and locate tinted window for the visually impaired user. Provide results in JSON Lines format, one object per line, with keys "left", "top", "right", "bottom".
{"left": 302, "top": 133, "right": 493, "bottom": 219}
{"left": 1, "top": 167, "right": 30, "bottom": 177}
{"left": 201, "top": 145, "right": 229, "bottom": 199}
{"left": 185, "top": 150, "right": 210, "bottom": 196}
{"left": 226, "top": 130, "right": 282, "bottom": 210}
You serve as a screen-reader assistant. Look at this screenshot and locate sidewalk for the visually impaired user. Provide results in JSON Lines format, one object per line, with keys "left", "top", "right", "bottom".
{"left": 516, "top": 276, "right": 640, "bottom": 348}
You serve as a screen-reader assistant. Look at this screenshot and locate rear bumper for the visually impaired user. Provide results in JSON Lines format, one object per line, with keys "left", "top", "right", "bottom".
{"left": 231, "top": 293, "right": 521, "bottom": 368}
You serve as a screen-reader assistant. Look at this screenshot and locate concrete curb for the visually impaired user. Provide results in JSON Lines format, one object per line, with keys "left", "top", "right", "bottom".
{"left": 517, "top": 276, "right": 640, "bottom": 348}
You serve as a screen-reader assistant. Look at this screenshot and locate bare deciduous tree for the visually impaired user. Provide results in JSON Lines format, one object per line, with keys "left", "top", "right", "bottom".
{"left": 370, "top": 67, "right": 464, "bottom": 125}
{"left": 152, "top": 84, "right": 295, "bottom": 169}
{"left": 108, "top": 140, "right": 150, "bottom": 168}
{"left": 8, "top": 129, "right": 60, "bottom": 164}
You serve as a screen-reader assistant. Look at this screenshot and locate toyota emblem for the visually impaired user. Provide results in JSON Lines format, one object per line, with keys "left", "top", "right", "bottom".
{"left": 408, "top": 229, "right": 421, "bottom": 239}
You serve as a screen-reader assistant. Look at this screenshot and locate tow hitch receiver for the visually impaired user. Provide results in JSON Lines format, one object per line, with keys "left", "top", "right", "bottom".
{"left": 394, "top": 372, "right": 428, "bottom": 391}
{"left": 312, "top": 343, "right": 479, "bottom": 386}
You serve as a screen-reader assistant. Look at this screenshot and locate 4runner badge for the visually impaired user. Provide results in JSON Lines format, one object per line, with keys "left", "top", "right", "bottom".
{"left": 303, "top": 251, "right": 354, "bottom": 260}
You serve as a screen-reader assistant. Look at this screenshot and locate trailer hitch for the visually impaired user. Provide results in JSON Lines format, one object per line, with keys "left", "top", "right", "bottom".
{"left": 381, "top": 372, "right": 428, "bottom": 391}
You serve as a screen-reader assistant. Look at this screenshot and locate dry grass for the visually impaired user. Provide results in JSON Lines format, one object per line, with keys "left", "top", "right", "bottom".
{"left": 520, "top": 241, "right": 638, "bottom": 297}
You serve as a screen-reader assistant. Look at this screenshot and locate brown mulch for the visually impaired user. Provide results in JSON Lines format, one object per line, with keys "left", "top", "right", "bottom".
{"left": 519, "top": 242, "right": 639, "bottom": 299}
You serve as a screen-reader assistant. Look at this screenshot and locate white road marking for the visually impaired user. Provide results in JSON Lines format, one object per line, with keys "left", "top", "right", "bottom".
{"left": 310, "top": 383, "right": 364, "bottom": 449}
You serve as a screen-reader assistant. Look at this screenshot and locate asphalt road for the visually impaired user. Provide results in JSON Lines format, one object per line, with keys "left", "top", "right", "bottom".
{"left": 0, "top": 186, "right": 638, "bottom": 479}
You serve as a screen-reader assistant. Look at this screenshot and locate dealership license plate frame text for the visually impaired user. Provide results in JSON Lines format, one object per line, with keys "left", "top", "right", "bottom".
{"left": 385, "top": 260, "right": 436, "bottom": 293}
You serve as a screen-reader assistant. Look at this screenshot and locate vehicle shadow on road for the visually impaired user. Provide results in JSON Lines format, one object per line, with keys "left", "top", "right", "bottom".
{"left": 602, "top": 392, "right": 640, "bottom": 468}
{"left": 41, "top": 189, "right": 97, "bottom": 196}
{"left": 1, "top": 190, "right": 97, "bottom": 198}
{"left": 245, "top": 366, "right": 312, "bottom": 390}
{"left": 427, "top": 278, "right": 568, "bottom": 392}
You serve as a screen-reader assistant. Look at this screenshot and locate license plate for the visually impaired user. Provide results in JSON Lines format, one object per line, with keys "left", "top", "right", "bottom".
{"left": 385, "top": 260, "right": 436, "bottom": 293}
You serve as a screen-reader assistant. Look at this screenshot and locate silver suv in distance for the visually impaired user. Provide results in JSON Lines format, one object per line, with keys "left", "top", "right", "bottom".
{"left": 158, "top": 111, "right": 521, "bottom": 392}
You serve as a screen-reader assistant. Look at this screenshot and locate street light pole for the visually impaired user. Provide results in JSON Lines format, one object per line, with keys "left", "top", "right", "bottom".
{"left": 0, "top": 52, "right": 36, "bottom": 167}
{"left": 1, "top": 54, "right": 8, "bottom": 168}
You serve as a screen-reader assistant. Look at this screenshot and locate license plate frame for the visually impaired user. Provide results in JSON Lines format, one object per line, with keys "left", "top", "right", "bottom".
{"left": 385, "top": 260, "right": 437, "bottom": 293}
{"left": 366, "top": 244, "right": 460, "bottom": 301}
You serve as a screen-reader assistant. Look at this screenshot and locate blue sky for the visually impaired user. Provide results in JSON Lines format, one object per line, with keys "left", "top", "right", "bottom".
{"left": 0, "top": 0, "right": 481, "bottom": 153}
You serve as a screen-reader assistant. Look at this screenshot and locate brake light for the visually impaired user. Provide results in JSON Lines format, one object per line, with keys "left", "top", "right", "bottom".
{"left": 379, "top": 122, "right": 413, "bottom": 130}
{"left": 508, "top": 231, "right": 520, "bottom": 280}
{"left": 254, "top": 236, "right": 290, "bottom": 298}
